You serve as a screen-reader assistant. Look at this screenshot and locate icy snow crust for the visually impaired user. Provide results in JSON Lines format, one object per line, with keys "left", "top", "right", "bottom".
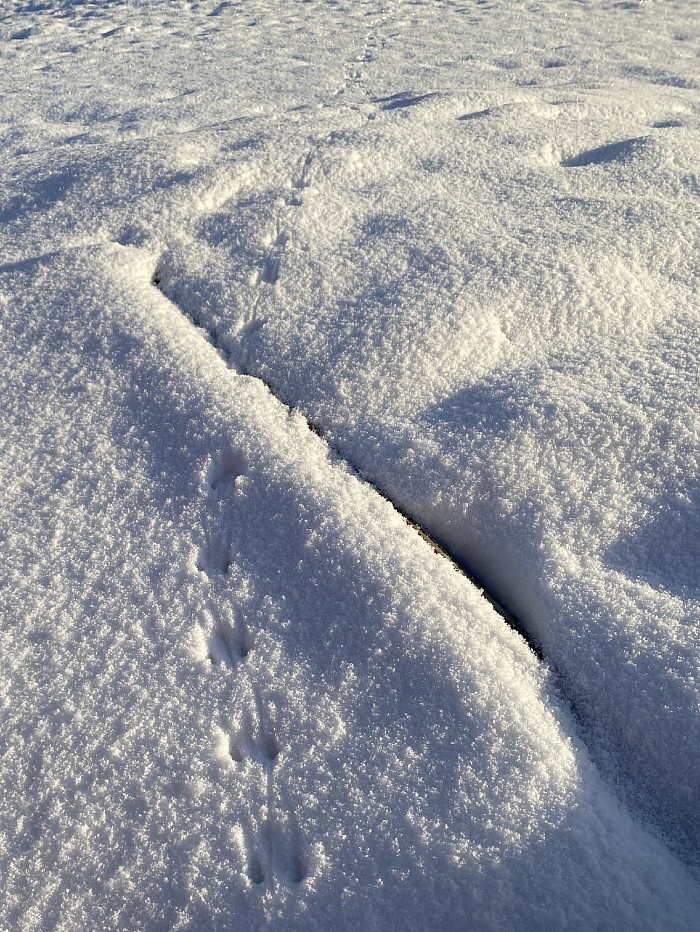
{"left": 1, "top": 0, "right": 699, "bottom": 929}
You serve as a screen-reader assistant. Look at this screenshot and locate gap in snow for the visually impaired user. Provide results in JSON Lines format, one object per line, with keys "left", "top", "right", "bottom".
{"left": 150, "top": 262, "right": 544, "bottom": 663}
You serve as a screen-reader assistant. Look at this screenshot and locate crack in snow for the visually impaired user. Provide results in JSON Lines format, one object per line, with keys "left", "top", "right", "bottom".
{"left": 151, "top": 265, "right": 543, "bottom": 662}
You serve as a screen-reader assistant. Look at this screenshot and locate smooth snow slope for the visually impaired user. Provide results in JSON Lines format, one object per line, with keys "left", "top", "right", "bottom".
{"left": 1, "top": 0, "right": 699, "bottom": 929}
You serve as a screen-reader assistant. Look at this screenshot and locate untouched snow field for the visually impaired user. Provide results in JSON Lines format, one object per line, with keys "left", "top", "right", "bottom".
{"left": 1, "top": 1, "right": 699, "bottom": 929}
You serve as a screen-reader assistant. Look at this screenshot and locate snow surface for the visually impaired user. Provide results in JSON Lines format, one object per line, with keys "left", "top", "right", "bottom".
{"left": 1, "top": 1, "right": 700, "bottom": 929}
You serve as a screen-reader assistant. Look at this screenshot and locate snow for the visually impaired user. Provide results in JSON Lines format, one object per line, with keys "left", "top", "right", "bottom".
{"left": 1, "top": 1, "right": 699, "bottom": 929}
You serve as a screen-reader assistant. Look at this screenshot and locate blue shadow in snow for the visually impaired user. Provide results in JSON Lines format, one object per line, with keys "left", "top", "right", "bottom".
{"left": 373, "top": 91, "right": 439, "bottom": 111}
{"left": 424, "top": 365, "right": 547, "bottom": 443}
{"left": 561, "top": 136, "right": 648, "bottom": 167}
{"left": 604, "top": 485, "right": 700, "bottom": 600}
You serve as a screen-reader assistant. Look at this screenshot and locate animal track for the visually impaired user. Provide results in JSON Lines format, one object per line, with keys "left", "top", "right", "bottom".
{"left": 228, "top": 732, "right": 245, "bottom": 764}
{"left": 336, "top": 2, "right": 394, "bottom": 115}
{"left": 218, "top": 706, "right": 279, "bottom": 764}
{"left": 262, "top": 814, "right": 307, "bottom": 885}
{"left": 193, "top": 448, "right": 306, "bottom": 890}
{"left": 214, "top": 722, "right": 246, "bottom": 764}
{"left": 215, "top": 698, "right": 302, "bottom": 889}
{"left": 242, "top": 816, "right": 307, "bottom": 888}
{"left": 186, "top": 10, "right": 403, "bottom": 893}
{"left": 259, "top": 254, "right": 281, "bottom": 286}
{"left": 197, "top": 534, "right": 233, "bottom": 576}
{"left": 238, "top": 149, "right": 316, "bottom": 349}
{"left": 268, "top": 228, "right": 289, "bottom": 249}
{"left": 292, "top": 153, "right": 313, "bottom": 193}
{"left": 236, "top": 316, "right": 266, "bottom": 338}
{"left": 208, "top": 447, "right": 246, "bottom": 491}
{"left": 240, "top": 0, "right": 397, "bottom": 359}
{"left": 248, "top": 853, "right": 265, "bottom": 885}
{"left": 202, "top": 604, "right": 252, "bottom": 666}
{"left": 196, "top": 448, "right": 247, "bottom": 575}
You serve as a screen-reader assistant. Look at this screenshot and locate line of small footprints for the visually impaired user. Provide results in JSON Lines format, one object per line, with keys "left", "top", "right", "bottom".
{"left": 236, "top": 147, "right": 315, "bottom": 354}
{"left": 202, "top": 21, "right": 394, "bottom": 881}
{"left": 250, "top": 3, "right": 393, "bottom": 312}
{"left": 339, "top": 1, "right": 389, "bottom": 99}
{"left": 197, "top": 448, "right": 307, "bottom": 889}
{"left": 241, "top": 0, "right": 396, "bottom": 350}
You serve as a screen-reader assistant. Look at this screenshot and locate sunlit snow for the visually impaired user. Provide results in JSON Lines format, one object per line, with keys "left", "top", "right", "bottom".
{"left": 1, "top": 1, "right": 699, "bottom": 929}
